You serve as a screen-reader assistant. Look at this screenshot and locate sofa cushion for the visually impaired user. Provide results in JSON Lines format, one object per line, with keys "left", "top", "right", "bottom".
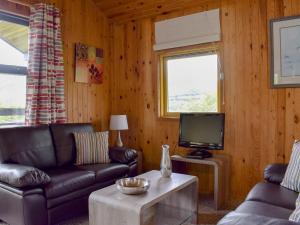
{"left": 44, "top": 167, "right": 95, "bottom": 199}
{"left": 78, "top": 163, "right": 129, "bottom": 183}
{"left": 0, "top": 126, "right": 56, "bottom": 169}
{"left": 50, "top": 123, "right": 94, "bottom": 166}
{"left": 281, "top": 141, "right": 300, "bottom": 192}
{"left": 236, "top": 201, "right": 293, "bottom": 220}
{"left": 46, "top": 180, "right": 114, "bottom": 209}
{"left": 74, "top": 131, "right": 110, "bottom": 165}
{"left": 246, "top": 182, "right": 298, "bottom": 210}
{"left": 290, "top": 193, "right": 300, "bottom": 222}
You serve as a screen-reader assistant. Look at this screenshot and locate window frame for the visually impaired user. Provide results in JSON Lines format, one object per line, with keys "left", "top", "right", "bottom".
{"left": 0, "top": 11, "right": 29, "bottom": 26}
{"left": 159, "top": 46, "right": 223, "bottom": 119}
{"left": 0, "top": 11, "right": 29, "bottom": 126}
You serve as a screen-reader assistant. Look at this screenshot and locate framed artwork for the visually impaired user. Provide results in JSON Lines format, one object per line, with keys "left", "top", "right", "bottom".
{"left": 270, "top": 16, "right": 300, "bottom": 88}
{"left": 75, "top": 43, "right": 104, "bottom": 84}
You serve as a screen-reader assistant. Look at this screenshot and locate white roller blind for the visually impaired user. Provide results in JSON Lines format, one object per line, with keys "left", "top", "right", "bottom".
{"left": 154, "top": 9, "right": 221, "bottom": 51}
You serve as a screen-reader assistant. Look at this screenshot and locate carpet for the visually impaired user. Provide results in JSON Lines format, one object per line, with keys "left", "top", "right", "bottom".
{"left": 0, "top": 207, "right": 228, "bottom": 225}
{"left": 54, "top": 213, "right": 225, "bottom": 225}
{"left": 41, "top": 214, "right": 224, "bottom": 225}
{"left": 0, "top": 195, "right": 229, "bottom": 225}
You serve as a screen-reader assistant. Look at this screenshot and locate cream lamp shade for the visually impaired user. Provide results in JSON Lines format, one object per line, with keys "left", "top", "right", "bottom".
{"left": 109, "top": 115, "right": 128, "bottom": 130}
{"left": 109, "top": 115, "right": 128, "bottom": 147}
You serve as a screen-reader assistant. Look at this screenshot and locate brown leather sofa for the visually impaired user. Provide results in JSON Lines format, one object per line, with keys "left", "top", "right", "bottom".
{"left": 0, "top": 123, "right": 138, "bottom": 225}
{"left": 218, "top": 163, "right": 300, "bottom": 225}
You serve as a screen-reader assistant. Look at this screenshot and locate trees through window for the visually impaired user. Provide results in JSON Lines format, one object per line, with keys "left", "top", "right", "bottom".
{"left": 160, "top": 48, "right": 221, "bottom": 118}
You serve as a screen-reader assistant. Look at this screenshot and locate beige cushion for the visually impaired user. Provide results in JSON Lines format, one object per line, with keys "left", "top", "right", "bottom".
{"left": 74, "top": 131, "right": 110, "bottom": 165}
{"left": 281, "top": 140, "right": 300, "bottom": 192}
{"left": 290, "top": 193, "right": 300, "bottom": 222}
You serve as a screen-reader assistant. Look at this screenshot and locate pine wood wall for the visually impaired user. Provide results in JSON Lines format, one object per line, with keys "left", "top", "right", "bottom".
{"left": 109, "top": 0, "right": 300, "bottom": 206}
{"left": 49, "top": 0, "right": 111, "bottom": 131}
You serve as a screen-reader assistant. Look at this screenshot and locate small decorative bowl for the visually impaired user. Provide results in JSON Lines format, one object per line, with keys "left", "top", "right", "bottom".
{"left": 116, "top": 178, "right": 150, "bottom": 195}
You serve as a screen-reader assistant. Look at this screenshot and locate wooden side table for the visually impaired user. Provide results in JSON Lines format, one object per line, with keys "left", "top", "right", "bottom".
{"left": 171, "top": 154, "right": 229, "bottom": 210}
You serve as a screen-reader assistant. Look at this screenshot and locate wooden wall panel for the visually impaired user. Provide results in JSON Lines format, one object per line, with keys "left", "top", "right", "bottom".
{"left": 54, "top": 0, "right": 110, "bottom": 131}
{"left": 15, "top": 0, "right": 111, "bottom": 131}
{"left": 109, "top": 0, "right": 300, "bottom": 207}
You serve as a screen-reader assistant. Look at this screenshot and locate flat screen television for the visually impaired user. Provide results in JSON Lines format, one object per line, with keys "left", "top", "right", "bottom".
{"left": 179, "top": 113, "right": 225, "bottom": 159}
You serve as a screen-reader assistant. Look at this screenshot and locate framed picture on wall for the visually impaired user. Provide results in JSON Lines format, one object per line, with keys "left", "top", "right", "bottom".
{"left": 75, "top": 43, "right": 104, "bottom": 84}
{"left": 270, "top": 16, "right": 300, "bottom": 88}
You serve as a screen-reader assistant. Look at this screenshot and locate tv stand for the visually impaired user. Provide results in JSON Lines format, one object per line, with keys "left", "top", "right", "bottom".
{"left": 186, "top": 149, "right": 212, "bottom": 159}
{"left": 171, "top": 154, "right": 229, "bottom": 210}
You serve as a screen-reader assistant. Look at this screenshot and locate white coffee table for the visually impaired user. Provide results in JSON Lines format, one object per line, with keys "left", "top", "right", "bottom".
{"left": 89, "top": 170, "right": 198, "bottom": 225}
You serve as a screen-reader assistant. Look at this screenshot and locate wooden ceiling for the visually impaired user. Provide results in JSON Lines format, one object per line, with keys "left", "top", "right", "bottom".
{"left": 94, "top": 0, "right": 217, "bottom": 23}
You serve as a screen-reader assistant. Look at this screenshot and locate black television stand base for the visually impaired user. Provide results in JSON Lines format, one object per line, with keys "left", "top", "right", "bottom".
{"left": 185, "top": 149, "right": 212, "bottom": 159}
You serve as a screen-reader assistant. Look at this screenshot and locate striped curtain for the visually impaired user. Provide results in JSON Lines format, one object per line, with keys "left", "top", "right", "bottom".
{"left": 25, "top": 3, "right": 66, "bottom": 125}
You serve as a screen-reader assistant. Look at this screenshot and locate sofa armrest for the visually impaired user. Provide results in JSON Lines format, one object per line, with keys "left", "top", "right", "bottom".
{"left": 0, "top": 182, "right": 43, "bottom": 196}
{"left": 264, "top": 163, "right": 288, "bottom": 184}
{"left": 0, "top": 163, "right": 51, "bottom": 188}
{"left": 109, "top": 147, "right": 138, "bottom": 164}
{"left": 0, "top": 182, "right": 48, "bottom": 225}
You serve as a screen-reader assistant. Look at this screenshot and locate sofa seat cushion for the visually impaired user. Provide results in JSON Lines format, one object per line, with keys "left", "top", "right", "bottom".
{"left": 44, "top": 167, "right": 95, "bottom": 199}
{"left": 236, "top": 201, "right": 293, "bottom": 220}
{"left": 49, "top": 123, "right": 94, "bottom": 166}
{"left": 246, "top": 182, "right": 298, "bottom": 210}
{"left": 78, "top": 163, "right": 129, "bottom": 183}
{"left": 46, "top": 180, "right": 114, "bottom": 209}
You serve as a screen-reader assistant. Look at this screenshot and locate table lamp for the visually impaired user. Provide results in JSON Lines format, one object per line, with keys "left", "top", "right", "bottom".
{"left": 109, "top": 115, "right": 128, "bottom": 147}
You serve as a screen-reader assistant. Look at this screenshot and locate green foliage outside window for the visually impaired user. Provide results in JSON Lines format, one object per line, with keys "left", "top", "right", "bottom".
{"left": 168, "top": 93, "right": 218, "bottom": 113}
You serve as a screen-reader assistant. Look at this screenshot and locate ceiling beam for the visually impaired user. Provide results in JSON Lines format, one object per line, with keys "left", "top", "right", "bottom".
{"left": 94, "top": 0, "right": 220, "bottom": 23}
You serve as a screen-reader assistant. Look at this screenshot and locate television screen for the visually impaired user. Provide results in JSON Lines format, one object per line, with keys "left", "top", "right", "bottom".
{"left": 179, "top": 113, "right": 225, "bottom": 150}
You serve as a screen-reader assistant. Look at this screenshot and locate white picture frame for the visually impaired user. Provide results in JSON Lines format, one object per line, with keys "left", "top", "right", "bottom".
{"left": 270, "top": 16, "right": 300, "bottom": 88}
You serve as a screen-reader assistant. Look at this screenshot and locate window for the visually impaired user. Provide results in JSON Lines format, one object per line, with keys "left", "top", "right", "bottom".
{"left": 160, "top": 48, "right": 222, "bottom": 118}
{"left": 0, "top": 12, "right": 29, "bottom": 126}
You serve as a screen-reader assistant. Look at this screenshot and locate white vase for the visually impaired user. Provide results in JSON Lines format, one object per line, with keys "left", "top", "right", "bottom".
{"left": 160, "top": 144, "right": 172, "bottom": 178}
